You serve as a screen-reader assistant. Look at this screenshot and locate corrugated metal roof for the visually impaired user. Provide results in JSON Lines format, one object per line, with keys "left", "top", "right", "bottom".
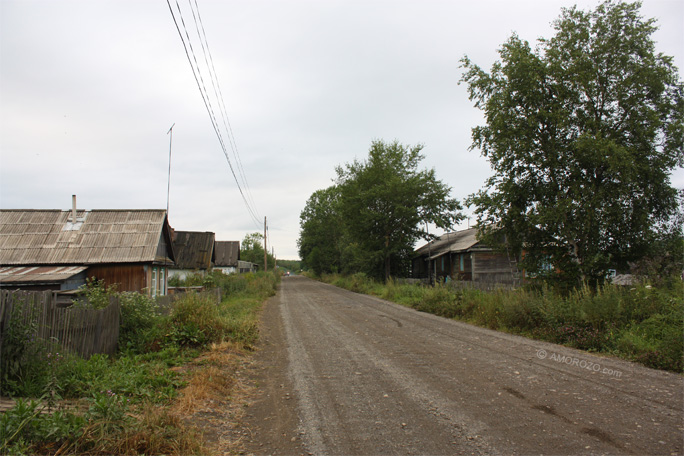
{"left": 414, "top": 228, "right": 482, "bottom": 258}
{"left": 215, "top": 241, "right": 239, "bottom": 267}
{"left": 0, "top": 265, "right": 88, "bottom": 284}
{"left": 171, "top": 231, "right": 215, "bottom": 270}
{"left": 0, "top": 210, "right": 172, "bottom": 265}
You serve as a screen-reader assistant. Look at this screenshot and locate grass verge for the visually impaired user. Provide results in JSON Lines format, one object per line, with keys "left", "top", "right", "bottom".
{"left": 315, "top": 273, "right": 683, "bottom": 373}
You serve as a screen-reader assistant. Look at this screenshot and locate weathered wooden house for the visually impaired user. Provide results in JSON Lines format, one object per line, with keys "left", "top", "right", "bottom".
{"left": 168, "top": 230, "right": 215, "bottom": 281}
{"left": 214, "top": 241, "right": 240, "bottom": 275}
{"left": 412, "top": 227, "right": 520, "bottom": 285}
{"left": 0, "top": 205, "right": 176, "bottom": 296}
{"left": 213, "top": 241, "right": 257, "bottom": 274}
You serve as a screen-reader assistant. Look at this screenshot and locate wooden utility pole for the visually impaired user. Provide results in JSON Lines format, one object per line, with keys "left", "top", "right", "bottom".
{"left": 264, "top": 216, "right": 268, "bottom": 272}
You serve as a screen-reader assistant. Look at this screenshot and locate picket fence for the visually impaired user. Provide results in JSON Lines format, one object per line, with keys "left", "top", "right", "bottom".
{"left": 0, "top": 290, "right": 120, "bottom": 368}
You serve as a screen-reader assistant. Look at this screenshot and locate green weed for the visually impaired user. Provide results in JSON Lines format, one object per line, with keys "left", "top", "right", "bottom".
{"left": 319, "top": 273, "right": 683, "bottom": 372}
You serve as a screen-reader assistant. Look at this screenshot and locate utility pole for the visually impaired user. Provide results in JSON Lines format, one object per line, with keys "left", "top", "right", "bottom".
{"left": 263, "top": 216, "right": 268, "bottom": 272}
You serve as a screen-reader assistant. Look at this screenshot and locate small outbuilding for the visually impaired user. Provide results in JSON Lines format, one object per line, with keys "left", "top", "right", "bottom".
{"left": 168, "top": 230, "right": 215, "bottom": 281}
{"left": 214, "top": 241, "right": 240, "bottom": 275}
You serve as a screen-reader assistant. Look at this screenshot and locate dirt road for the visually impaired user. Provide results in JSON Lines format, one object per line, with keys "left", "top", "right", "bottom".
{"left": 242, "top": 276, "right": 683, "bottom": 455}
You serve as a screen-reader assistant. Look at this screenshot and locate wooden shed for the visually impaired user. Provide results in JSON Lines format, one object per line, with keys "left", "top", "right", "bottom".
{"left": 214, "top": 241, "right": 240, "bottom": 275}
{"left": 0, "top": 208, "right": 176, "bottom": 296}
{"left": 412, "top": 227, "right": 520, "bottom": 285}
{"left": 168, "top": 230, "right": 215, "bottom": 281}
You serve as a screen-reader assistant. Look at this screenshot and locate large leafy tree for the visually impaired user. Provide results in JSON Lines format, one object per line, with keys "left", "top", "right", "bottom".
{"left": 334, "top": 140, "right": 462, "bottom": 280}
{"left": 461, "top": 1, "right": 683, "bottom": 285}
{"left": 298, "top": 186, "right": 345, "bottom": 275}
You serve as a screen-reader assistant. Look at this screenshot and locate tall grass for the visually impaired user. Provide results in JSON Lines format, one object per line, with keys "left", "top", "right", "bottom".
{"left": 0, "top": 271, "right": 279, "bottom": 455}
{"left": 318, "top": 274, "right": 683, "bottom": 372}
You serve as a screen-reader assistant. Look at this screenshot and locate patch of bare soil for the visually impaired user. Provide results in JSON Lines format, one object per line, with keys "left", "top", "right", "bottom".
{"left": 171, "top": 342, "right": 260, "bottom": 455}
{"left": 233, "top": 291, "right": 305, "bottom": 456}
{"left": 174, "top": 292, "right": 302, "bottom": 456}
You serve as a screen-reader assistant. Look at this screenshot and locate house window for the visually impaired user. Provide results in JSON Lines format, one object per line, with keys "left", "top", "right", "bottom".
{"left": 151, "top": 267, "right": 157, "bottom": 298}
{"left": 460, "top": 254, "right": 465, "bottom": 272}
{"left": 160, "top": 267, "right": 166, "bottom": 296}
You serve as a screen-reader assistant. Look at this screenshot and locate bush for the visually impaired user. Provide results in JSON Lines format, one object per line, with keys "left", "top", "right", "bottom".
{"left": 165, "top": 294, "right": 225, "bottom": 348}
{"left": 617, "top": 312, "right": 683, "bottom": 371}
{"left": 414, "top": 285, "right": 460, "bottom": 318}
{"left": 119, "top": 292, "right": 162, "bottom": 353}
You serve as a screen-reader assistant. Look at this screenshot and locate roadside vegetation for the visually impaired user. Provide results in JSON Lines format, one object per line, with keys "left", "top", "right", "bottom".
{"left": 0, "top": 271, "right": 279, "bottom": 455}
{"left": 298, "top": 0, "right": 682, "bottom": 375}
{"left": 313, "top": 272, "right": 683, "bottom": 373}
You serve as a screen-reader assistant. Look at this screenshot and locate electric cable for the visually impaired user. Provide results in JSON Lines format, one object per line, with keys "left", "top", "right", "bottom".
{"left": 166, "top": 0, "right": 262, "bottom": 228}
{"left": 188, "top": 0, "right": 260, "bottom": 218}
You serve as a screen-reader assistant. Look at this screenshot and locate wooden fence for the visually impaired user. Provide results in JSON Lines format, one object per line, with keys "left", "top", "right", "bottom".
{"left": 0, "top": 290, "right": 120, "bottom": 367}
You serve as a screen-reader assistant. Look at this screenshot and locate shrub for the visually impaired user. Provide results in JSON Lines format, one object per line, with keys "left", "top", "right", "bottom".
{"left": 119, "top": 292, "right": 162, "bottom": 353}
{"left": 414, "top": 285, "right": 460, "bottom": 318}
{"left": 616, "top": 312, "right": 683, "bottom": 371}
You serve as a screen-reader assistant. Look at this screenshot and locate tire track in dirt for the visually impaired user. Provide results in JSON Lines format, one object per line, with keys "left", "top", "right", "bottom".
{"left": 242, "top": 276, "right": 683, "bottom": 455}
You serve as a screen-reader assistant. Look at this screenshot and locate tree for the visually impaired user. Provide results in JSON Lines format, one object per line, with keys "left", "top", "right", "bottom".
{"left": 460, "top": 1, "right": 683, "bottom": 286}
{"left": 334, "top": 140, "right": 463, "bottom": 280}
{"left": 298, "top": 186, "right": 345, "bottom": 275}
{"left": 240, "top": 232, "right": 274, "bottom": 271}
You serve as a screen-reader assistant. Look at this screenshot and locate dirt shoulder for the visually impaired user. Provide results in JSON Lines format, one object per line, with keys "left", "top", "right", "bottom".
{"left": 236, "top": 284, "right": 304, "bottom": 456}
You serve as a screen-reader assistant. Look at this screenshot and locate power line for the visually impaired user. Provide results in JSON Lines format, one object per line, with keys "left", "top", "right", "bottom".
{"left": 166, "top": 0, "right": 261, "bottom": 228}
{"left": 188, "top": 0, "right": 260, "bottom": 218}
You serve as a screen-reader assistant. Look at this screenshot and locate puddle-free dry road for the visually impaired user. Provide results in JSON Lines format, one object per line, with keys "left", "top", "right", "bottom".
{"left": 243, "top": 276, "right": 682, "bottom": 455}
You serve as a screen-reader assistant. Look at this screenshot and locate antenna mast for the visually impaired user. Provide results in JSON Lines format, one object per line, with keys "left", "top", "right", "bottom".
{"left": 166, "top": 123, "right": 175, "bottom": 215}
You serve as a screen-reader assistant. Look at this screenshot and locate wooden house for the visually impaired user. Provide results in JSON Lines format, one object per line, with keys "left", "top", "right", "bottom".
{"left": 168, "top": 230, "right": 215, "bottom": 281}
{"left": 0, "top": 206, "right": 176, "bottom": 297}
{"left": 214, "top": 241, "right": 240, "bottom": 275}
{"left": 412, "top": 227, "right": 520, "bottom": 285}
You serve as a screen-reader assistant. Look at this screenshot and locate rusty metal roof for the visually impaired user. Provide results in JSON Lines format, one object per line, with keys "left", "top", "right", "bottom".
{"left": 0, "top": 210, "right": 174, "bottom": 265}
{"left": 414, "top": 228, "right": 483, "bottom": 258}
{"left": 215, "top": 241, "right": 240, "bottom": 267}
{"left": 0, "top": 265, "right": 88, "bottom": 284}
{"left": 171, "top": 231, "right": 215, "bottom": 270}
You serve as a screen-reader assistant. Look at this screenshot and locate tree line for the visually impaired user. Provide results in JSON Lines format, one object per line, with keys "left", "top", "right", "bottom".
{"left": 298, "top": 1, "right": 683, "bottom": 287}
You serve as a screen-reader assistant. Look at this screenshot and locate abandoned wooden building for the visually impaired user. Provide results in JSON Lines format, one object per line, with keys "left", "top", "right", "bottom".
{"left": 214, "top": 240, "right": 240, "bottom": 275}
{"left": 412, "top": 227, "right": 520, "bottom": 285}
{"left": 168, "top": 230, "right": 215, "bottom": 281}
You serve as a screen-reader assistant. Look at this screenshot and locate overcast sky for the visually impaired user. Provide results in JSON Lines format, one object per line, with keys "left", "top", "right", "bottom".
{"left": 1, "top": 0, "right": 682, "bottom": 260}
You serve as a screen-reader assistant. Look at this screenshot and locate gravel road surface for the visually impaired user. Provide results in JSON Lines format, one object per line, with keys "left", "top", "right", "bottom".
{"left": 242, "top": 276, "right": 683, "bottom": 455}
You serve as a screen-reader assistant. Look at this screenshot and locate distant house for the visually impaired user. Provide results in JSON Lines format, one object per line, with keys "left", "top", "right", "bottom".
{"left": 0, "top": 206, "right": 176, "bottom": 296}
{"left": 168, "top": 231, "right": 215, "bottom": 281}
{"left": 412, "top": 227, "right": 520, "bottom": 285}
{"left": 214, "top": 241, "right": 240, "bottom": 275}
{"left": 214, "top": 241, "right": 257, "bottom": 274}
{"left": 238, "top": 260, "right": 257, "bottom": 274}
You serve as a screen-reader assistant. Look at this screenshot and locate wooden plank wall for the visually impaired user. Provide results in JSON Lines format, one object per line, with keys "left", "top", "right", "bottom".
{"left": 87, "top": 264, "right": 146, "bottom": 293}
{"left": 0, "top": 290, "right": 120, "bottom": 368}
{"left": 472, "top": 252, "right": 520, "bottom": 285}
